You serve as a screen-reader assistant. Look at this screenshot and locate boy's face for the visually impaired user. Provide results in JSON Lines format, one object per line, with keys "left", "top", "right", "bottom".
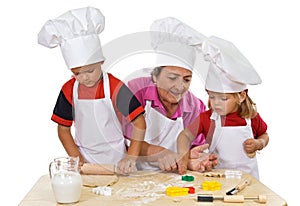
{"left": 71, "top": 62, "right": 103, "bottom": 87}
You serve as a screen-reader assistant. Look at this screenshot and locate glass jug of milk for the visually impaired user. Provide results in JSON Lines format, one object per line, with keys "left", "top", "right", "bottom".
{"left": 49, "top": 156, "right": 82, "bottom": 204}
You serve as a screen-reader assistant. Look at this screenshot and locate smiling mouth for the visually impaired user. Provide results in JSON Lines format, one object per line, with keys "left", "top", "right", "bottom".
{"left": 170, "top": 90, "right": 183, "bottom": 96}
{"left": 171, "top": 93, "right": 181, "bottom": 96}
{"left": 170, "top": 92, "right": 183, "bottom": 99}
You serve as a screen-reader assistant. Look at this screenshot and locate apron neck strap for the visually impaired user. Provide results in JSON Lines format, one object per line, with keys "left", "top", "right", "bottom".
{"left": 102, "top": 72, "right": 110, "bottom": 98}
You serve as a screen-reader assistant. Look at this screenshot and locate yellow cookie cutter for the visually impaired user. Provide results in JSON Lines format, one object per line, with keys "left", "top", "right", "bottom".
{"left": 166, "top": 186, "right": 189, "bottom": 196}
{"left": 201, "top": 181, "right": 222, "bottom": 191}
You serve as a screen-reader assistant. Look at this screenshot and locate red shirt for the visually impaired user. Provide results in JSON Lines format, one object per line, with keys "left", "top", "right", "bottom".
{"left": 187, "top": 109, "right": 268, "bottom": 139}
{"left": 51, "top": 73, "right": 144, "bottom": 127}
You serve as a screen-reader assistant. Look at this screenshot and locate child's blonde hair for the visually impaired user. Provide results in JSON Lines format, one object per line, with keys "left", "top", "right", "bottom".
{"left": 236, "top": 92, "right": 257, "bottom": 118}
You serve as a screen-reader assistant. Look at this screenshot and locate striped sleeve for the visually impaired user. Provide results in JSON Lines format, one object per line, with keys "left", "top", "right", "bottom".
{"left": 51, "top": 79, "right": 75, "bottom": 127}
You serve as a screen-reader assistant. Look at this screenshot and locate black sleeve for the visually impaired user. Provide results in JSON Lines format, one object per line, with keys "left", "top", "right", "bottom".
{"left": 116, "top": 84, "right": 144, "bottom": 118}
{"left": 53, "top": 91, "right": 73, "bottom": 121}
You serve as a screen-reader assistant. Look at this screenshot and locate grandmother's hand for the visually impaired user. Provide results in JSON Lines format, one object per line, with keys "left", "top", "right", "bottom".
{"left": 157, "top": 149, "right": 188, "bottom": 175}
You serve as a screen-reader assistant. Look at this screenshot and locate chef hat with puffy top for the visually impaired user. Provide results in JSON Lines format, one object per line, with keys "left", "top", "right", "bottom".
{"left": 38, "top": 7, "right": 105, "bottom": 69}
{"left": 203, "top": 36, "right": 262, "bottom": 93}
{"left": 150, "top": 17, "right": 207, "bottom": 71}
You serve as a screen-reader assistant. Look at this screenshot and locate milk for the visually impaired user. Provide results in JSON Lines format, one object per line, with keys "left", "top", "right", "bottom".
{"left": 51, "top": 171, "right": 82, "bottom": 203}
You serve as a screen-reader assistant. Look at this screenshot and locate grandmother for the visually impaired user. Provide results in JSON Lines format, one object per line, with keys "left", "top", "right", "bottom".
{"left": 123, "top": 17, "right": 218, "bottom": 172}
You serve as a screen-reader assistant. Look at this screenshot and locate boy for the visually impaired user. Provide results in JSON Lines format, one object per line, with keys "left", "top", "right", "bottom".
{"left": 38, "top": 7, "right": 146, "bottom": 174}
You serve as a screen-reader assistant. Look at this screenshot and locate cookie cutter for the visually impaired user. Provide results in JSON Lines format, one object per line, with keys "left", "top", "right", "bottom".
{"left": 166, "top": 187, "right": 189, "bottom": 196}
{"left": 201, "top": 181, "right": 222, "bottom": 191}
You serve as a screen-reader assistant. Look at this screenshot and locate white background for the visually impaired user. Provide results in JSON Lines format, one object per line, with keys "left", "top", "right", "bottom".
{"left": 1, "top": 0, "right": 298, "bottom": 205}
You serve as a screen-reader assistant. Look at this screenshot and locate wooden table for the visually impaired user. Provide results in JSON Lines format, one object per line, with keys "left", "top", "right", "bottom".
{"left": 19, "top": 170, "right": 287, "bottom": 206}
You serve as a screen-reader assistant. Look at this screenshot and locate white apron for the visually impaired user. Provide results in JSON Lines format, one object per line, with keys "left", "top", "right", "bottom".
{"left": 137, "top": 100, "right": 184, "bottom": 170}
{"left": 209, "top": 111, "right": 259, "bottom": 179}
{"left": 73, "top": 72, "right": 126, "bottom": 165}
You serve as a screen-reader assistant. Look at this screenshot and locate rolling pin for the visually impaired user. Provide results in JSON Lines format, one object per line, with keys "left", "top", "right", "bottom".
{"left": 197, "top": 194, "right": 267, "bottom": 203}
{"left": 81, "top": 163, "right": 115, "bottom": 175}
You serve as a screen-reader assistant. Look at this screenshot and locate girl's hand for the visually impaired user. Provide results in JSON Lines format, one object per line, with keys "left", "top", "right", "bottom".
{"left": 188, "top": 158, "right": 206, "bottom": 172}
{"left": 188, "top": 144, "right": 218, "bottom": 172}
{"left": 187, "top": 152, "right": 218, "bottom": 172}
{"left": 244, "top": 138, "right": 265, "bottom": 154}
{"left": 244, "top": 138, "right": 257, "bottom": 153}
{"left": 189, "top": 144, "right": 209, "bottom": 159}
{"left": 208, "top": 153, "right": 218, "bottom": 168}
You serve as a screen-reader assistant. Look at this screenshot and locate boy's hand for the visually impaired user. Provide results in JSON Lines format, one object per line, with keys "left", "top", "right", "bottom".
{"left": 116, "top": 156, "right": 137, "bottom": 175}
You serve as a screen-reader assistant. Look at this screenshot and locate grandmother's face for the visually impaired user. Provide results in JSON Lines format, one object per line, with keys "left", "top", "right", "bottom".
{"left": 154, "top": 66, "right": 192, "bottom": 104}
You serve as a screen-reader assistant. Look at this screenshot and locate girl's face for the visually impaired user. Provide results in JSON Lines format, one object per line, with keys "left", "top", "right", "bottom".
{"left": 208, "top": 91, "right": 240, "bottom": 116}
{"left": 71, "top": 62, "right": 103, "bottom": 87}
{"left": 153, "top": 66, "right": 192, "bottom": 104}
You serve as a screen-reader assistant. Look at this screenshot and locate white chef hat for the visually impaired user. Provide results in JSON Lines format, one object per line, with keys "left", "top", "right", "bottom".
{"left": 203, "top": 36, "right": 262, "bottom": 93}
{"left": 38, "top": 7, "right": 105, "bottom": 69}
{"left": 150, "top": 17, "right": 207, "bottom": 71}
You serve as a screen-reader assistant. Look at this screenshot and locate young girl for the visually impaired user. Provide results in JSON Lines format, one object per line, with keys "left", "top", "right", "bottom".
{"left": 175, "top": 36, "right": 269, "bottom": 179}
{"left": 38, "top": 7, "right": 146, "bottom": 174}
